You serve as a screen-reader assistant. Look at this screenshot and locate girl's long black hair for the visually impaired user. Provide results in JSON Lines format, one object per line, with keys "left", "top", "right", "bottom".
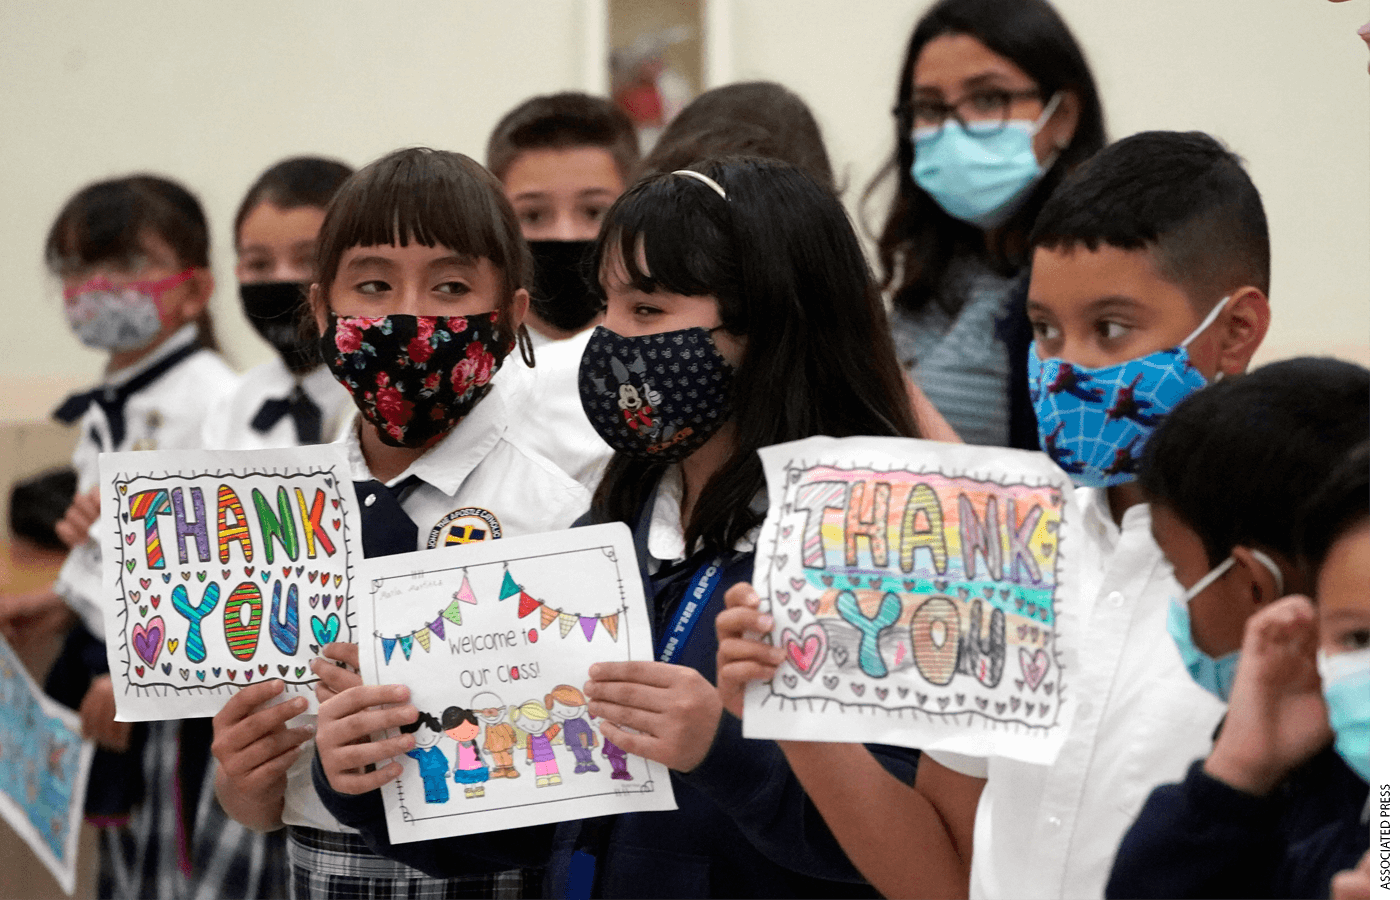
{"left": 590, "top": 157, "right": 920, "bottom": 555}
{"left": 867, "top": 0, "right": 1107, "bottom": 316}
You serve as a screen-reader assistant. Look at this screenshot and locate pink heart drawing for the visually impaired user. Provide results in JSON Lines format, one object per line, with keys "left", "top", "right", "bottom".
{"left": 775, "top": 590, "right": 791, "bottom": 606}
{"left": 131, "top": 617, "right": 165, "bottom": 667}
{"left": 781, "top": 623, "right": 828, "bottom": 679}
{"left": 789, "top": 577, "right": 806, "bottom": 592}
{"left": 805, "top": 597, "right": 820, "bottom": 614}
{"left": 1019, "top": 647, "right": 1050, "bottom": 693}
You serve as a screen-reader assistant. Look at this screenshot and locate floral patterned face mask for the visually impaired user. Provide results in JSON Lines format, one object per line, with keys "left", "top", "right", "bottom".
{"left": 319, "top": 312, "right": 514, "bottom": 448}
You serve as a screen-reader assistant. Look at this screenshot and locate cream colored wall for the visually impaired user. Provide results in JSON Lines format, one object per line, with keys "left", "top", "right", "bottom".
{"left": 1, "top": 0, "right": 1369, "bottom": 427}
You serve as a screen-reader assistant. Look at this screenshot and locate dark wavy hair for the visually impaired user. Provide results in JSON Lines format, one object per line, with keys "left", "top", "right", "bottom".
{"left": 46, "top": 174, "right": 221, "bottom": 352}
{"left": 234, "top": 156, "right": 354, "bottom": 243}
{"left": 868, "top": 0, "right": 1106, "bottom": 316}
{"left": 589, "top": 157, "right": 920, "bottom": 554}
{"left": 485, "top": 92, "right": 639, "bottom": 183}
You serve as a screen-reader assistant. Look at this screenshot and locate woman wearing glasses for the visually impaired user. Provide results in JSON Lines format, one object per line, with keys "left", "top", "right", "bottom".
{"left": 873, "top": 0, "right": 1105, "bottom": 447}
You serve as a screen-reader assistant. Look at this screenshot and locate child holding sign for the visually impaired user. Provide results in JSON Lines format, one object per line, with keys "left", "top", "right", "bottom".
{"left": 209, "top": 147, "right": 590, "bottom": 898}
{"left": 717, "top": 130, "right": 1275, "bottom": 899}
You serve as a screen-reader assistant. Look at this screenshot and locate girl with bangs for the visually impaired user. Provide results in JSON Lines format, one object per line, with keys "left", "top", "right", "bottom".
{"left": 311, "top": 157, "right": 924, "bottom": 898}
{"left": 209, "top": 147, "right": 589, "bottom": 899}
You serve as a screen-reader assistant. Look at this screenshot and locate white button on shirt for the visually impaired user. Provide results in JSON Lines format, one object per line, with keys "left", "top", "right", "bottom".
{"left": 55, "top": 324, "right": 238, "bottom": 636}
{"left": 281, "top": 383, "right": 592, "bottom": 831}
{"left": 963, "top": 487, "right": 1226, "bottom": 900}
{"left": 199, "top": 360, "right": 354, "bottom": 450}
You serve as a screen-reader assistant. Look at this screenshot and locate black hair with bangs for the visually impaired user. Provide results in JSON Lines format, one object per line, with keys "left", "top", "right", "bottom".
{"left": 589, "top": 157, "right": 920, "bottom": 555}
{"left": 234, "top": 156, "right": 354, "bottom": 243}
{"left": 313, "top": 147, "right": 531, "bottom": 308}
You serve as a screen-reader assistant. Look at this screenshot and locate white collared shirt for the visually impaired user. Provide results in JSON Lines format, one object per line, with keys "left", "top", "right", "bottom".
{"left": 282, "top": 384, "right": 592, "bottom": 830}
{"left": 496, "top": 328, "right": 613, "bottom": 490}
{"left": 643, "top": 466, "right": 763, "bottom": 572}
{"left": 55, "top": 324, "right": 238, "bottom": 635}
{"left": 956, "top": 487, "right": 1226, "bottom": 900}
{"left": 199, "top": 360, "right": 354, "bottom": 450}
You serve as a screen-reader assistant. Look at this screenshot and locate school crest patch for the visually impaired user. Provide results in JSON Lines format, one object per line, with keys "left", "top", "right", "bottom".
{"left": 427, "top": 507, "right": 503, "bottom": 548}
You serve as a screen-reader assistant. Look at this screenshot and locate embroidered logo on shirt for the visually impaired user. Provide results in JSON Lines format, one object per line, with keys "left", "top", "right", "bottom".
{"left": 427, "top": 508, "right": 503, "bottom": 548}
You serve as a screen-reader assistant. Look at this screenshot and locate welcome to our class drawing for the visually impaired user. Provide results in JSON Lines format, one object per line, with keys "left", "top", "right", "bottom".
{"left": 100, "top": 447, "right": 361, "bottom": 721}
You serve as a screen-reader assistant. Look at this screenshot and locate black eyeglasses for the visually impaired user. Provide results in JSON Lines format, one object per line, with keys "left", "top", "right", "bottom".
{"left": 895, "top": 88, "right": 1045, "bottom": 134}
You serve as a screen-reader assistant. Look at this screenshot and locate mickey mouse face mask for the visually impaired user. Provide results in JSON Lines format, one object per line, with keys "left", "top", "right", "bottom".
{"left": 577, "top": 326, "right": 736, "bottom": 462}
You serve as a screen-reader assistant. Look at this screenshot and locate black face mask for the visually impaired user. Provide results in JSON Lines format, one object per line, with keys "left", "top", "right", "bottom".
{"left": 528, "top": 240, "right": 601, "bottom": 334}
{"left": 240, "top": 281, "right": 321, "bottom": 373}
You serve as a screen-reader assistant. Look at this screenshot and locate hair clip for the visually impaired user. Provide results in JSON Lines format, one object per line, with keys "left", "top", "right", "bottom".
{"left": 672, "top": 169, "right": 728, "bottom": 200}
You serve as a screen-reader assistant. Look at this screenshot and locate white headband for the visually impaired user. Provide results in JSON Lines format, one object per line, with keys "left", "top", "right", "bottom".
{"left": 672, "top": 169, "right": 728, "bottom": 200}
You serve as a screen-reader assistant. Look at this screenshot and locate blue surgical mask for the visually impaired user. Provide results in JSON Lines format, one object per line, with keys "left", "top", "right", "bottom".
{"left": 1029, "top": 296, "right": 1230, "bottom": 487}
{"left": 910, "top": 93, "right": 1062, "bottom": 229}
{"left": 1317, "top": 647, "right": 1369, "bottom": 781}
{"left": 1165, "top": 549, "right": 1284, "bottom": 702}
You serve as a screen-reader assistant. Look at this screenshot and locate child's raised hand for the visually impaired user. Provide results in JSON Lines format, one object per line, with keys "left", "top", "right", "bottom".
{"left": 311, "top": 642, "right": 362, "bottom": 704}
{"left": 1204, "top": 595, "right": 1333, "bottom": 795}
{"left": 55, "top": 486, "right": 101, "bottom": 549}
{"left": 211, "top": 680, "right": 313, "bottom": 796}
{"left": 78, "top": 674, "right": 132, "bottom": 751}
{"left": 715, "top": 582, "right": 783, "bottom": 720}
{"left": 586, "top": 661, "right": 722, "bottom": 773}
{"left": 315, "top": 683, "right": 419, "bottom": 795}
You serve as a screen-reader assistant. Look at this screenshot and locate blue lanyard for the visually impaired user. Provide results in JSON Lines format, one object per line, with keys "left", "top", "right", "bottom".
{"left": 656, "top": 554, "right": 728, "bottom": 664}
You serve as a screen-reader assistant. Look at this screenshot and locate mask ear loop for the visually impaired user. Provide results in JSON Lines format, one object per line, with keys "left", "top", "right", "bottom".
{"left": 1180, "top": 294, "right": 1234, "bottom": 382}
{"left": 1247, "top": 549, "right": 1285, "bottom": 597}
{"left": 1182, "top": 555, "right": 1236, "bottom": 604}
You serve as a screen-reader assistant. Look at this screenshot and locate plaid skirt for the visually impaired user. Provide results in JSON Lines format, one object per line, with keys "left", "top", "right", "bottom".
{"left": 287, "top": 826, "right": 542, "bottom": 900}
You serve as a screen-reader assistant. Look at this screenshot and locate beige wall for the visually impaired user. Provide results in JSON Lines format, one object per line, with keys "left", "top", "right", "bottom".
{"left": 0, "top": 0, "right": 1369, "bottom": 425}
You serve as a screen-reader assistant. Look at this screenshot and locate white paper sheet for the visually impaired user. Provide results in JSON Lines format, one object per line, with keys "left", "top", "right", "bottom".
{"left": 0, "top": 633, "right": 94, "bottom": 895}
{"left": 742, "top": 436, "right": 1082, "bottom": 765}
{"left": 98, "top": 445, "right": 362, "bottom": 721}
{"left": 359, "top": 523, "right": 677, "bottom": 843}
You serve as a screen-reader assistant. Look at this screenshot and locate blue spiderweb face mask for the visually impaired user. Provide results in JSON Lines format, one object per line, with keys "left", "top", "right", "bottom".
{"left": 1028, "top": 296, "right": 1229, "bottom": 488}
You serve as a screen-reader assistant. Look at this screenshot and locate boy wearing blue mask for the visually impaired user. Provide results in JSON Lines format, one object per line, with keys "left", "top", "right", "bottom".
{"left": 716, "top": 130, "right": 1274, "bottom": 899}
{"left": 1109, "top": 432, "right": 1370, "bottom": 899}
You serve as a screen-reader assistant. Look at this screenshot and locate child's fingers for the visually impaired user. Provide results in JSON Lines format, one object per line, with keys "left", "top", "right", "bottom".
{"left": 215, "top": 680, "right": 289, "bottom": 728}
{"left": 588, "top": 660, "right": 678, "bottom": 688}
{"left": 225, "top": 723, "right": 315, "bottom": 777}
{"left": 320, "top": 696, "right": 418, "bottom": 747}
{"left": 319, "top": 684, "right": 410, "bottom": 724}
{"left": 584, "top": 679, "right": 670, "bottom": 714}
{"left": 327, "top": 760, "right": 404, "bottom": 796}
{"left": 723, "top": 582, "right": 761, "bottom": 611}
{"left": 329, "top": 732, "right": 416, "bottom": 772}
{"left": 311, "top": 657, "right": 363, "bottom": 696}
{"left": 240, "top": 741, "right": 307, "bottom": 790}
{"left": 717, "top": 633, "right": 785, "bottom": 669}
{"left": 321, "top": 642, "right": 360, "bottom": 672}
{"left": 715, "top": 605, "right": 771, "bottom": 642}
{"left": 587, "top": 700, "right": 664, "bottom": 738}
{"left": 718, "top": 659, "right": 779, "bottom": 689}
{"left": 220, "top": 694, "right": 309, "bottom": 756}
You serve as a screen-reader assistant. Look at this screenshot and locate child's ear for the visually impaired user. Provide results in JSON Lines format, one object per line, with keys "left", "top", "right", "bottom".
{"left": 1048, "top": 90, "right": 1081, "bottom": 153}
{"left": 174, "top": 268, "right": 215, "bottom": 322}
{"left": 1230, "top": 546, "right": 1282, "bottom": 609}
{"left": 309, "top": 283, "right": 329, "bottom": 333}
{"left": 509, "top": 287, "right": 529, "bottom": 331}
{"left": 1217, "top": 287, "right": 1270, "bottom": 376}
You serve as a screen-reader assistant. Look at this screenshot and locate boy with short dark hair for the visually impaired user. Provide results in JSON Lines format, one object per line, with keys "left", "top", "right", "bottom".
{"left": 716, "top": 129, "right": 1276, "bottom": 899}
{"left": 1106, "top": 367, "right": 1369, "bottom": 899}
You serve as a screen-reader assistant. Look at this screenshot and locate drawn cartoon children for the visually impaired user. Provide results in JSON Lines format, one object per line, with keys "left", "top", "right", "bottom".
{"left": 401, "top": 712, "right": 450, "bottom": 804}
{"left": 602, "top": 736, "right": 632, "bottom": 781}
{"left": 511, "top": 700, "right": 562, "bottom": 788}
{"left": 472, "top": 691, "right": 520, "bottom": 779}
{"left": 545, "top": 685, "right": 599, "bottom": 774}
{"left": 441, "top": 706, "right": 490, "bottom": 799}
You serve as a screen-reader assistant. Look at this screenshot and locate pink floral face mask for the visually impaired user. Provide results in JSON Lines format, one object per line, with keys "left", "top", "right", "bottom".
{"left": 319, "top": 312, "right": 514, "bottom": 448}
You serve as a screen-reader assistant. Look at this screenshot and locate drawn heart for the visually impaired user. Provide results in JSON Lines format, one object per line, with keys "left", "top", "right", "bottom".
{"left": 1043, "top": 681, "right": 1054, "bottom": 695}
{"left": 850, "top": 683, "right": 865, "bottom": 696}
{"left": 261, "top": 572, "right": 270, "bottom": 583}
{"left": 283, "top": 567, "right": 292, "bottom": 577}
{"left": 330, "top": 498, "right": 340, "bottom": 510}
{"left": 780, "top": 526, "right": 793, "bottom": 538}
{"left": 162, "top": 663, "right": 172, "bottom": 675}
{"left": 820, "top": 574, "right": 835, "bottom": 587}
{"left": 122, "top": 513, "right": 130, "bottom": 524}
{"left": 1015, "top": 679, "right": 1025, "bottom": 692}
{"left": 166, "top": 638, "right": 178, "bottom": 653}
{"left": 278, "top": 665, "right": 289, "bottom": 676}
{"left": 775, "top": 590, "right": 791, "bottom": 606}
{"left": 1010, "top": 698, "right": 1021, "bottom": 712}
{"left": 321, "top": 572, "right": 330, "bottom": 586}
{"left": 180, "top": 669, "right": 189, "bottom": 681}
{"left": 181, "top": 572, "right": 190, "bottom": 581}
{"left": 957, "top": 587, "right": 969, "bottom": 600}
{"left": 331, "top": 518, "right": 341, "bottom": 530}
{"left": 196, "top": 571, "right": 206, "bottom": 582}
{"left": 334, "top": 575, "right": 342, "bottom": 587}
{"left": 309, "top": 644, "right": 320, "bottom": 656}
{"left": 875, "top": 687, "right": 889, "bottom": 701}
{"left": 139, "top": 606, "right": 148, "bottom": 617}
{"left": 1017, "top": 624, "right": 1028, "bottom": 639}
{"left": 245, "top": 567, "right": 255, "bottom": 576}
{"left": 995, "top": 702, "right": 1006, "bottom": 714}
{"left": 196, "top": 670, "right": 206, "bottom": 681}
{"left": 1041, "top": 542, "right": 1054, "bottom": 556}
{"left": 1039, "top": 703, "right": 1050, "bottom": 717}
{"left": 782, "top": 674, "right": 798, "bottom": 689}
{"left": 831, "top": 646, "right": 849, "bottom": 667}
{"left": 1016, "top": 598, "right": 1026, "bottom": 611}
{"left": 787, "top": 608, "right": 801, "bottom": 622}
{"left": 131, "top": 618, "right": 165, "bottom": 666}
{"left": 151, "top": 594, "right": 160, "bottom": 609}
{"left": 781, "top": 624, "right": 828, "bottom": 678}
{"left": 335, "top": 595, "right": 344, "bottom": 609}
{"left": 126, "top": 560, "right": 136, "bottom": 573}
{"left": 308, "top": 571, "right": 318, "bottom": 584}
{"left": 845, "top": 575, "right": 860, "bottom": 587}
{"left": 134, "top": 666, "right": 144, "bottom": 677}
{"left": 129, "top": 590, "right": 141, "bottom": 602}
{"left": 294, "top": 667, "right": 306, "bottom": 678}
{"left": 212, "top": 668, "right": 222, "bottom": 677}
{"left": 245, "top": 670, "right": 255, "bottom": 681}
{"left": 259, "top": 664, "right": 269, "bottom": 676}
{"left": 955, "top": 694, "right": 965, "bottom": 706}
{"left": 1019, "top": 648, "right": 1050, "bottom": 692}
{"left": 975, "top": 697, "right": 988, "bottom": 710}
{"left": 897, "top": 686, "right": 909, "bottom": 698}
{"left": 119, "top": 485, "right": 128, "bottom": 494}
{"left": 936, "top": 696, "right": 948, "bottom": 709}
{"left": 982, "top": 586, "right": 995, "bottom": 599}
{"left": 1001, "top": 589, "right": 1011, "bottom": 600}
{"left": 311, "top": 614, "right": 341, "bottom": 646}
{"left": 823, "top": 675, "right": 839, "bottom": 690}
{"left": 935, "top": 579, "right": 948, "bottom": 592}
{"left": 296, "top": 566, "right": 304, "bottom": 576}
{"left": 805, "top": 597, "right": 820, "bottom": 614}
{"left": 774, "top": 554, "right": 788, "bottom": 570}
{"left": 308, "top": 594, "right": 319, "bottom": 609}
{"left": 139, "top": 578, "right": 151, "bottom": 590}
{"left": 789, "top": 577, "right": 806, "bottom": 591}
{"left": 162, "top": 573, "right": 171, "bottom": 583}
{"left": 221, "top": 569, "right": 230, "bottom": 579}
